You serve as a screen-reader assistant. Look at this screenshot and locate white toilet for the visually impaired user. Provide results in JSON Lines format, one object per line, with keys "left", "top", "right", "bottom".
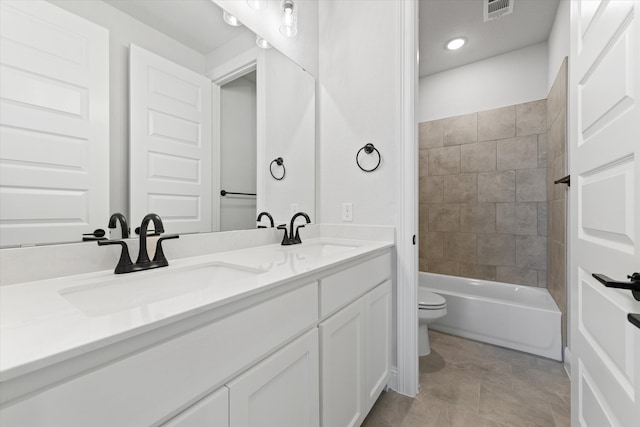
{"left": 418, "top": 288, "right": 447, "bottom": 356}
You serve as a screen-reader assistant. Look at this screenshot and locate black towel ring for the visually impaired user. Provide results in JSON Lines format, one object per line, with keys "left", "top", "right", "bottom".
{"left": 270, "top": 157, "right": 286, "bottom": 180}
{"left": 356, "top": 143, "right": 381, "bottom": 172}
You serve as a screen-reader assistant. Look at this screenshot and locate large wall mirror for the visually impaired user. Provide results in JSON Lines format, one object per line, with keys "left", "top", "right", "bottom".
{"left": 0, "top": 0, "right": 315, "bottom": 248}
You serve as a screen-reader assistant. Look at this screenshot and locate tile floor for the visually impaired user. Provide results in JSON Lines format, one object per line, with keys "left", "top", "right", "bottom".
{"left": 362, "top": 331, "right": 570, "bottom": 427}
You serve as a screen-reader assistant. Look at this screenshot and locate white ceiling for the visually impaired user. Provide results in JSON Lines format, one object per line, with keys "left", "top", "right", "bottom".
{"left": 419, "top": 0, "right": 560, "bottom": 77}
{"left": 104, "top": 0, "right": 246, "bottom": 54}
{"left": 104, "top": 0, "right": 559, "bottom": 77}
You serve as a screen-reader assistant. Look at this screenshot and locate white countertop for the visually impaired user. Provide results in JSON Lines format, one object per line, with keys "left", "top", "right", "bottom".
{"left": 0, "top": 237, "right": 392, "bottom": 382}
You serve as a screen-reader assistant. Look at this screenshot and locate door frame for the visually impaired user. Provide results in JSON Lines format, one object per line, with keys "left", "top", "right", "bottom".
{"left": 208, "top": 49, "right": 264, "bottom": 232}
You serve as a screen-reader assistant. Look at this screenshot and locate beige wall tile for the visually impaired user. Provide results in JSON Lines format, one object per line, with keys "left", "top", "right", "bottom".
{"left": 478, "top": 171, "right": 515, "bottom": 202}
{"left": 428, "top": 204, "right": 460, "bottom": 232}
{"left": 427, "top": 260, "right": 460, "bottom": 276}
{"left": 419, "top": 150, "right": 429, "bottom": 177}
{"left": 537, "top": 133, "right": 547, "bottom": 168}
{"left": 516, "top": 168, "right": 546, "bottom": 202}
{"left": 419, "top": 257, "right": 429, "bottom": 272}
{"left": 516, "top": 100, "right": 547, "bottom": 136}
{"left": 419, "top": 203, "right": 428, "bottom": 232}
{"left": 461, "top": 140, "right": 497, "bottom": 173}
{"left": 443, "top": 113, "right": 477, "bottom": 146}
{"left": 420, "top": 119, "right": 444, "bottom": 149}
{"left": 538, "top": 202, "right": 547, "bottom": 236}
{"left": 515, "top": 235, "right": 547, "bottom": 269}
{"left": 444, "top": 174, "right": 477, "bottom": 203}
{"left": 459, "top": 263, "right": 497, "bottom": 281}
{"left": 420, "top": 176, "right": 444, "bottom": 203}
{"left": 477, "top": 234, "right": 515, "bottom": 266}
{"left": 444, "top": 232, "right": 477, "bottom": 263}
{"left": 548, "top": 240, "right": 566, "bottom": 292}
{"left": 496, "top": 266, "right": 539, "bottom": 286}
{"left": 496, "top": 203, "right": 538, "bottom": 235}
{"left": 549, "top": 199, "right": 566, "bottom": 245}
{"left": 496, "top": 135, "right": 538, "bottom": 170}
{"left": 538, "top": 270, "right": 547, "bottom": 287}
{"left": 550, "top": 155, "right": 568, "bottom": 200}
{"left": 460, "top": 203, "right": 496, "bottom": 233}
{"left": 547, "top": 58, "right": 567, "bottom": 125}
{"left": 428, "top": 146, "right": 461, "bottom": 175}
{"left": 422, "top": 231, "right": 444, "bottom": 260}
{"left": 478, "top": 106, "right": 516, "bottom": 141}
{"left": 547, "top": 109, "right": 566, "bottom": 162}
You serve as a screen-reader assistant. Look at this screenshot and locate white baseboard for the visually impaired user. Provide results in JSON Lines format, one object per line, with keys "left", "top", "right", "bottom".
{"left": 564, "top": 346, "right": 572, "bottom": 377}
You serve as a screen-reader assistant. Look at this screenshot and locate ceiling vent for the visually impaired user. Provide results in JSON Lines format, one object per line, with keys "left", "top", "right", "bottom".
{"left": 484, "top": 0, "right": 514, "bottom": 21}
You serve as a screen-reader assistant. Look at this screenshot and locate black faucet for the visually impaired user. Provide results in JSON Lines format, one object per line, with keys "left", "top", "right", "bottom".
{"left": 98, "top": 213, "right": 179, "bottom": 274}
{"left": 278, "top": 212, "right": 311, "bottom": 245}
{"left": 108, "top": 213, "right": 129, "bottom": 239}
{"left": 257, "top": 211, "right": 275, "bottom": 228}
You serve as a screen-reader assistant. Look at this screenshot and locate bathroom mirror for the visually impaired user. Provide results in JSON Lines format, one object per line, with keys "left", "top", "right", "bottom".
{"left": 0, "top": 0, "right": 315, "bottom": 247}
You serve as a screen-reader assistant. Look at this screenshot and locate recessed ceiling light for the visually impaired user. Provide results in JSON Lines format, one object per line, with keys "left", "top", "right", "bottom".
{"left": 223, "top": 11, "right": 242, "bottom": 27}
{"left": 445, "top": 37, "right": 467, "bottom": 51}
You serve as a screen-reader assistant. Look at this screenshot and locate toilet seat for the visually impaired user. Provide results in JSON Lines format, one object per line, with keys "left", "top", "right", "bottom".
{"left": 418, "top": 289, "right": 446, "bottom": 310}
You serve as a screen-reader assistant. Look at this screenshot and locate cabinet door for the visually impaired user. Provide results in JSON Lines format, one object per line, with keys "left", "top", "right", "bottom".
{"left": 227, "top": 329, "right": 319, "bottom": 427}
{"left": 364, "top": 281, "right": 392, "bottom": 412}
{"left": 163, "top": 387, "right": 228, "bottom": 427}
{"left": 319, "top": 299, "right": 365, "bottom": 427}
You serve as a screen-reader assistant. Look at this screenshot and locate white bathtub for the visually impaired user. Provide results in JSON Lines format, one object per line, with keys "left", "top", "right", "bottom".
{"left": 420, "top": 272, "right": 562, "bottom": 361}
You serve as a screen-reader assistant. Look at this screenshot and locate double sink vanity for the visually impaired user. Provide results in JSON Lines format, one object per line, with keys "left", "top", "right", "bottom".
{"left": 0, "top": 228, "right": 394, "bottom": 427}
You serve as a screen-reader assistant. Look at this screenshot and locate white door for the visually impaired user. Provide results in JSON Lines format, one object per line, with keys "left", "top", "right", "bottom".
{"left": 129, "top": 44, "right": 212, "bottom": 234}
{"left": 569, "top": 0, "right": 640, "bottom": 425}
{"left": 364, "top": 281, "right": 392, "bottom": 413}
{"left": 319, "top": 299, "right": 365, "bottom": 427}
{"left": 227, "top": 329, "right": 319, "bottom": 427}
{"left": 0, "top": 0, "right": 109, "bottom": 247}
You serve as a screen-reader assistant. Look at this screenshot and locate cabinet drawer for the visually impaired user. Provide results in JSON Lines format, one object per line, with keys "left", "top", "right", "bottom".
{"left": 163, "top": 387, "right": 228, "bottom": 427}
{"left": 0, "top": 282, "right": 318, "bottom": 427}
{"left": 319, "top": 252, "right": 391, "bottom": 318}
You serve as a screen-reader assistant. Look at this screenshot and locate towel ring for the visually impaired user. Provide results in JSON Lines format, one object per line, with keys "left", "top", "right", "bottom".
{"left": 356, "top": 143, "right": 381, "bottom": 172}
{"left": 270, "top": 157, "right": 286, "bottom": 180}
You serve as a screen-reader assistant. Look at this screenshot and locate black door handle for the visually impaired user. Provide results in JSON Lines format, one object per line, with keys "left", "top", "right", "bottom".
{"left": 592, "top": 272, "right": 640, "bottom": 301}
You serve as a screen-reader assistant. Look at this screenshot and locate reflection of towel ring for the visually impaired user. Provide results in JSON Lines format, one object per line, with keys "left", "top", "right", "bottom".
{"left": 356, "top": 143, "right": 381, "bottom": 172}
{"left": 270, "top": 157, "right": 286, "bottom": 180}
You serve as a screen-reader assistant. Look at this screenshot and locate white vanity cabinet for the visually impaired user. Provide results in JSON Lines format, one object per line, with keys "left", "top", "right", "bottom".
{"left": 162, "top": 387, "right": 229, "bottom": 427}
{"left": 318, "top": 253, "right": 392, "bottom": 427}
{"left": 227, "top": 329, "right": 319, "bottom": 427}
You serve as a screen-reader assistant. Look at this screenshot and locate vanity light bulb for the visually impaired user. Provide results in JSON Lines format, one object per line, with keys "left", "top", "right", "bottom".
{"left": 223, "top": 11, "right": 242, "bottom": 27}
{"left": 247, "top": 0, "right": 268, "bottom": 10}
{"left": 279, "top": 0, "right": 298, "bottom": 37}
{"left": 256, "top": 36, "right": 272, "bottom": 49}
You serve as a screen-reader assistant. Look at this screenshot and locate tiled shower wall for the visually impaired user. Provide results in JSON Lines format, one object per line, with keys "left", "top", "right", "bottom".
{"left": 546, "top": 58, "right": 568, "bottom": 345}
{"left": 418, "top": 101, "right": 548, "bottom": 286}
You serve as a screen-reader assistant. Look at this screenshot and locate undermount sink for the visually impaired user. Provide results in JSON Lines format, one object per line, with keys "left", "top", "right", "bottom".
{"left": 291, "top": 242, "right": 358, "bottom": 258}
{"left": 59, "top": 263, "right": 264, "bottom": 317}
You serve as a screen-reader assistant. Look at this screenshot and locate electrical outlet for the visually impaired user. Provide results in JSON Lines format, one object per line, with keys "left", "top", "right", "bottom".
{"left": 342, "top": 203, "right": 353, "bottom": 222}
{"left": 290, "top": 203, "right": 299, "bottom": 216}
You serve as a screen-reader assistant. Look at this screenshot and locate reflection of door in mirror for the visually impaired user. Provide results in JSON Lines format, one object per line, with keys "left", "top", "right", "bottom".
{"left": 130, "top": 44, "right": 213, "bottom": 235}
{"left": 0, "top": 1, "right": 109, "bottom": 248}
{"left": 220, "top": 72, "right": 257, "bottom": 231}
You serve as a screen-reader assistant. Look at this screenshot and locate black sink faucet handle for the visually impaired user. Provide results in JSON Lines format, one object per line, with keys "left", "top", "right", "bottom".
{"left": 277, "top": 224, "right": 292, "bottom": 245}
{"left": 98, "top": 240, "right": 133, "bottom": 274}
{"left": 293, "top": 224, "right": 306, "bottom": 244}
{"left": 153, "top": 234, "right": 179, "bottom": 267}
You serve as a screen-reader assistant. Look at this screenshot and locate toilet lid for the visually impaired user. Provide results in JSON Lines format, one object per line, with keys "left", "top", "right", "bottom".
{"left": 418, "top": 289, "right": 446, "bottom": 308}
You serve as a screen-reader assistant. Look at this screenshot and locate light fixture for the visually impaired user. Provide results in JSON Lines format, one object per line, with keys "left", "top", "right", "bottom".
{"left": 223, "top": 11, "right": 242, "bottom": 27}
{"left": 256, "top": 35, "right": 272, "bottom": 49}
{"left": 247, "top": 0, "right": 268, "bottom": 10}
{"left": 445, "top": 37, "right": 467, "bottom": 50}
{"left": 279, "top": 0, "right": 298, "bottom": 37}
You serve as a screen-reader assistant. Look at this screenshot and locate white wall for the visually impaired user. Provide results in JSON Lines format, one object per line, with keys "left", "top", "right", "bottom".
{"left": 220, "top": 76, "right": 257, "bottom": 231}
{"left": 318, "top": 0, "right": 399, "bottom": 226}
{"left": 213, "top": 0, "right": 318, "bottom": 77}
{"left": 49, "top": 0, "right": 206, "bottom": 222}
{"left": 547, "top": 0, "right": 570, "bottom": 92}
{"left": 419, "top": 42, "right": 548, "bottom": 122}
